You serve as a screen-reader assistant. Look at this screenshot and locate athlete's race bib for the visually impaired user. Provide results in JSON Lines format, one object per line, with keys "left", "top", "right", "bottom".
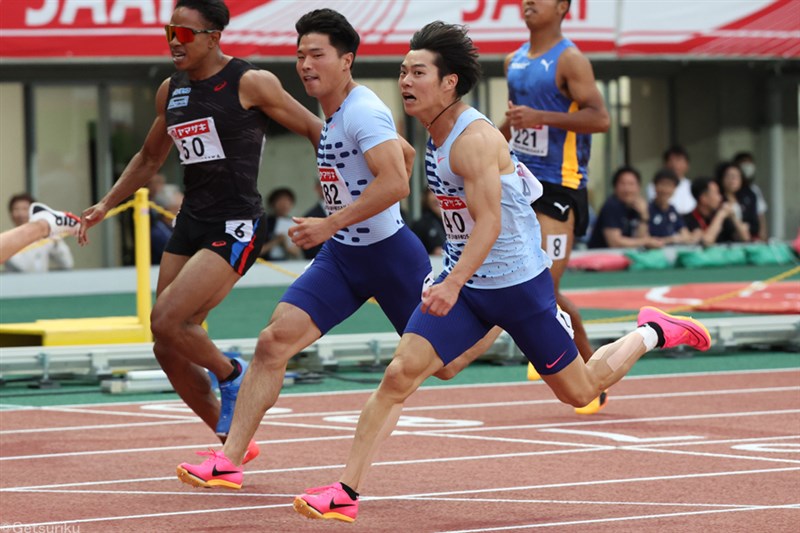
{"left": 516, "top": 161, "right": 543, "bottom": 204}
{"left": 225, "top": 219, "right": 254, "bottom": 243}
{"left": 437, "top": 195, "right": 474, "bottom": 243}
{"left": 167, "top": 117, "right": 226, "bottom": 165}
{"left": 319, "top": 166, "right": 354, "bottom": 214}
{"left": 511, "top": 125, "right": 549, "bottom": 157}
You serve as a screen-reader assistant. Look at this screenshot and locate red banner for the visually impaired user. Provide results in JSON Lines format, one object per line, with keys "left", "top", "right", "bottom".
{"left": 0, "top": 0, "right": 797, "bottom": 60}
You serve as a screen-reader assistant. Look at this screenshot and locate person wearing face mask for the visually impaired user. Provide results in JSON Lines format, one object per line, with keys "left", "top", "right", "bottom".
{"left": 733, "top": 152, "right": 768, "bottom": 241}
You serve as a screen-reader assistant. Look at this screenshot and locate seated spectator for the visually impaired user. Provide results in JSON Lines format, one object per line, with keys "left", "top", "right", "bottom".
{"left": 300, "top": 180, "right": 326, "bottom": 259}
{"left": 589, "top": 166, "right": 663, "bottom": 249}
{"left": 647, "top": 145, "right": 695, "bottom": 215}
{"left": 648, "top": 169, "right": 695, "bottom": 244}
{"left": 260, "top": 187, "right": 302, "bottom": 261}
{"left": 715, "top": 162, "right": 755, "bottom": 241}
{"left": 151, "top": 184, "right": 183, "bottom": 265}
{"left": 3, "top": 193, "right": 75, "bottom": 273}
{"left": 733, "top": 152, "right": 768, "bottom": 240}
{"left": 684, "top": 177, "right": 750, "bottom": 246}
{"left": 410, "top": 190, "right": 446, "bottom": 255}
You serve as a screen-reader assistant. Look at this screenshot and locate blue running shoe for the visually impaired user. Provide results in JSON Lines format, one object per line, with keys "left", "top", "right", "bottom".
{"left": 215, "top": 356, "right": 248, "bottom": 438}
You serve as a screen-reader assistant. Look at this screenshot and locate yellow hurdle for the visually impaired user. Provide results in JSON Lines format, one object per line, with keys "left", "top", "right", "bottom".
{"left": 0, "top": 189, "right": 153, "bottom": 347}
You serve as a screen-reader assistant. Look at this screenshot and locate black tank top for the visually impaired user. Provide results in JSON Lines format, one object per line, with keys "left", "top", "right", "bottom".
{"left": 166, "top": 58, "right": 268, "bottom": 221}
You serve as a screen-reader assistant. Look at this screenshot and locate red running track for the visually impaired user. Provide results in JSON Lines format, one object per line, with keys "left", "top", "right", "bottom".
{"left": 1, "top": 369, "right": 799, "bottom": 532}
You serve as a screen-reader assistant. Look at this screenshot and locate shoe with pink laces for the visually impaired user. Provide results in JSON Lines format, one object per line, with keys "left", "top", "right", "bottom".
{"left": 293, "top": 482, "right": 359, "bottom": 523}
{"left": 638, "top": 306, "right": 711, "bottom": 351}
{"left": 177, "top": 449, "right": 243, "bottom": 489}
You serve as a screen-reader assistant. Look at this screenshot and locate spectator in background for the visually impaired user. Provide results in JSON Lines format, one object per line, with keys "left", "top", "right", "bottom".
{"left": 684, "top": 177, "right": 750, "bottom": 246}
{"left": 151, "top": 184, "right": 184, "bottom": 264}
{"left": 1, "top": 203, "right": 79, "bottom": 264}
{"left": 732, "top": 152, "right": 768, "bottom": 240}
{"left": 715, "top": 162, "right": 755, "bottom": 241}
{"left": 589, "top": 166, "right": 663, "bottom": 249}
{"left": 648, "top": 169, "right": 695, "bottom": 244}
{"left": 146, "top": 173, "right": 166, "bottom": 202}
{"left": 647, "top": 145, "right": 695, "bottom": 215}
{"left": 3, "top": 193, "right": 75, "bottom": 273}
{"left": 260, "top": 187, "right": 302, "bottom": 261}
{"left": 300, "top": 180, "right": 326, "bottom": 259}
{"left": 410, "top": 190, "right": 446, "bottom": 256}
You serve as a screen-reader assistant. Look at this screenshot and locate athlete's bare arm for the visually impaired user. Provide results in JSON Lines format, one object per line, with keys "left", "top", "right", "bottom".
{"left": 240, "top": 69, "right": 323, "bottom": 148}
{"left": 498, "top": 52, "right": 515, "bottom": 141}
{"left": 289, "top": 139, "right": 409, "bottom": 250}
{"left": 421, "top": 121, "right": 504, "bottom": 317}
{"left": 398, "top": 135, "right": 416, "bottom": 178}
{"left": 79, "top": 79, "right": 174, "bottom": 244}
{"left": 504, "top": 48, "right": 609, "bottom": 135}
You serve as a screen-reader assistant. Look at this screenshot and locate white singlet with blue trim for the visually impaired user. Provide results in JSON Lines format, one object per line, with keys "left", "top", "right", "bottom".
{"left": 424, "top": 107, "right": 552, "bottom": 289}
{"left": 317, "top": 85, "right": 404, "bottom": 246}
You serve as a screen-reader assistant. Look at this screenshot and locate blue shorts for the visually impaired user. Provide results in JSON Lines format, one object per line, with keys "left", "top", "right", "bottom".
{"left": 280, "top": 225, "right": 432, "bottom": 335}
{"left": 404, "top": 269, "right": 578, "bottom": 374}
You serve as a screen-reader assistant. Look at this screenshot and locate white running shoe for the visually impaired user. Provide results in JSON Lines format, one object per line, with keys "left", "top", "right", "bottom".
{"left": 29, "top": 202, "right": 80, "bottom": 238}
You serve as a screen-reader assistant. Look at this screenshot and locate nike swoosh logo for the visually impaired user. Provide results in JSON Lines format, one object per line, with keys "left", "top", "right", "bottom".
{"left": 214, "top": 81, "right": 227, "bottom": 92}
{"left": 329, "top": 498, "right": 355, "bottom": 509}
{"left": 437, "top": 156, "right": 446, "bottom": 164}
{"left": 212, "top": 465, "right": 239, "bottom": 476}
{"left": 545, "top": 350, "right": 567, "bottom": 369}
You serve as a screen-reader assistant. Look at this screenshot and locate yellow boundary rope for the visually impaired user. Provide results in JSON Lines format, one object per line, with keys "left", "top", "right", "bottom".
{"left": 15, "top": 195, "right": 799, "bottom": 323}
{"left": 584, "top": 264, "right": 800, "bottom": 324}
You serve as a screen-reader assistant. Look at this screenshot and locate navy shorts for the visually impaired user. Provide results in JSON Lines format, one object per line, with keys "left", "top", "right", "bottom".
{"left": 165, "top": 212, "right": 267, "bottom": 275}
{"left": 404, "top": 269, "right": 579, "bottom": 374}
{"left": 280, "top": 225, "right": 433, "bottom": 335}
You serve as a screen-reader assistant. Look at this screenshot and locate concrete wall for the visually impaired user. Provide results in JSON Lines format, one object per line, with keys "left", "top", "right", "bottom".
{"left": 0, "top": 83, "right": 26, "bottom": 235}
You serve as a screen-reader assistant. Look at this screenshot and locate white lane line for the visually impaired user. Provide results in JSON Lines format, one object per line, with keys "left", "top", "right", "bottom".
{"left": 625, "top": 446, "right": 800, "bottom": 465}
{"left": 0, "top": 448, "right": 609, "bottom": 492}
{"left": 42, "top": 406, "right": 196, "bottom": 420}
{"left": 3, "top": 468, "right": 799, "bottom": 530}
{"left": 412, "top": 496, "right": 764, "bottom": 508}
{"left": 3, "top": 385, "right": 798, "bottom": 435}
{"left": 2, "top": 410, "right": 798, "bottom": 461}
{"left": 0, "top": 502, "right": 292, "bottom": 530}
{"left": 415, "top": 409, "right": 800, "bottom": 434}
{"left": 435, "top": 504, "right": 800, "bottom": 532}
{"left": 0, "top": 367, "right": 796, "bottom": 412}
{"left": 8, "top": 488, "right": 291, "bottom": 497}
{"left": 0, "top": 418, "right": 199, "bottom": 435}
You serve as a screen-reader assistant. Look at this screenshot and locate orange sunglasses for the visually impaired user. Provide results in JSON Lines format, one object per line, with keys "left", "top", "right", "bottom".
{"left": 165, "top": 24, "right": 219, "bottom": 44}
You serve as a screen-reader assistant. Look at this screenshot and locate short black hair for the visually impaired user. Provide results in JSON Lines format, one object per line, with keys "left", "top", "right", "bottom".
{"left": 267, "top": 187, "right": 295, "bottom": 206}
{"left": 296, "top": 9, "right": 360, "bottom": 60}
{"left": 663, "top": 144, "right": 689, "bottom": 163}
{"left": 409, "top": 21, "right": 482, "bottom": 97}
{"left": 653, "top": 168, "right": 679, "bottom": 186}
{"left": 8, "top": 192, "right": 35, "bottom": 213}
{"left": 732, "top": 151, "right": 753, "bottom": 164}
{"left": 690, "top": 177, "right": 715, "bottom": 200}
{"left": 611, "top": 165, "right": 641, "bottom": 187}
{"left": 175, "top": 0, "right": 229, "bottom": 30}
